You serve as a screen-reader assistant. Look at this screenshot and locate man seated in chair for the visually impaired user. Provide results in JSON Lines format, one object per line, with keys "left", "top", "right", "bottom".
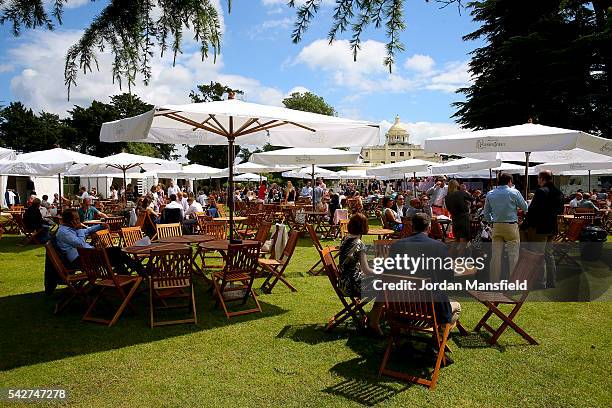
{"left": 78, "top": 197, "right": 108, "bottom": 222}
{"left": 56, "top": 209, "right": 106, "bottom": 269}
{"left": 183, "top": 196, "right": 203, "bottom": 233}
{"left": 386, "top": 213, "right": 461, "bottom": 363}
{"left": 23, "top": 198, "right": 53, "bottom": 243}
{"left": 162, "top": 194, "right": 185, "bottom": 222}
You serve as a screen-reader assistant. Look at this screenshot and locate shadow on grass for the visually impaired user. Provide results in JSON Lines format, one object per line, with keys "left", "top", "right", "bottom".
{"left": 0, "top": 281, "right": 287, "bottom": 371}
{"left": 276, "top": 323, "right": 357, "bottom": 345}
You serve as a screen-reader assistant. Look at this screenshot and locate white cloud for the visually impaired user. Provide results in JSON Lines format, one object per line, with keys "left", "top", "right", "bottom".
{"left": 6, "top": 30, "right": 288, "bottom": 115}
{"left": 262, "top": 0, "right": 335, "bottom": 5}
{"left": 404, "top": 54, "right": 435, "bottom": 73}
{"left": 248, "top": 17, "right": 293, "bottom": 39}
{"left": 294, "top": 39, "right": 471, "bottom": 94}
{"left": 0, "top": 63, "right": 14, "bottom": 73}
{"left": 286, "top": 86, "right": 310, "bottom": 96}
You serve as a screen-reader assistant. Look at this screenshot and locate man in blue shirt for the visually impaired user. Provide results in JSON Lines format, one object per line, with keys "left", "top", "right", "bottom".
{"left": 56, "top": 208, "right": 105, "bottom": 269}
{"left": 483, "top": 172, "right": 528, "bottom": 282}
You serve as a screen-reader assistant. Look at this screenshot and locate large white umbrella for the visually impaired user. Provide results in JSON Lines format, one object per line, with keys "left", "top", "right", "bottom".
{"left": 156, "top": 164, "right": 223, "bottom": 180}
{"left": 429, "top": 157, "right": 501, "bottom": 176}
{"left": 423, "top": 123, "right": 612, "bottom": 196}
{"left": 0, "top": 147, "right": 15, "bottom": 161}
{"left": 217, "top": 162, "right": 297, "bottom": 178}
{"left": 335, "top": 169, "right": 375, "bottom": 180}
{"left": 366, "top": 159, "right": 437, "bottom": 196}
{"left": 100, "top": 98, "right": 379, "bottom": 241}
{"left": 535, "top": 161, "right": 612, "bottom": 191}
{"left": 251, "top": 147, "right": 359, "bottom": 208}
{"left": 281, "top": 165, "right": 338, "bottom": 179}
{"left": 0, "top": 148, "right": 102, "bottom": 198}
{"left": 234, "top": 173, "right": 267, "bottom": 182}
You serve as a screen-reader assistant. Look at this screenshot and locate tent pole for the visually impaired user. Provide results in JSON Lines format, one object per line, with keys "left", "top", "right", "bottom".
{"left": 524, "top": 152, "right": 530, "bottom": 198}
{"left": 122, "top": 168, "right": 127, "bottom": 202}
{"left": 413, "top": 172, "right": 417, "bottom": 198}
{"left": 57, "top": 173, "right": 62, "bottom": 208}
{"left": 312, "top": 164, "right": 316, "bottom": 211}
{"left": 228, "top": 119, "right": 240, "bottom": 244}
{"left": 588, "top": 170, "right": 591, "bottom": 191}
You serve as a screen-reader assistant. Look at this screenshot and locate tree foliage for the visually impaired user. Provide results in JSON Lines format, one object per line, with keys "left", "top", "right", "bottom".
{"left": 185, "top": 81, "right": 244, "bottom": 168}
{"left": 282, "top": 91, "right": 336, "bottom": 116}
{"left": 289, "top": 0, "right": 463, "bottom": 72}
{"left": 0, "top": 0, "right": 229, "bottom": 97}
{"left": 453, "top": 0, "right": 611, "bottom": 137}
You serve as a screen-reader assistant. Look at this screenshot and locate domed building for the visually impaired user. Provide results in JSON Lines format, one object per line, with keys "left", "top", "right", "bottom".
{"left": 360, "top": 115, "right": 440, "bottom": 165}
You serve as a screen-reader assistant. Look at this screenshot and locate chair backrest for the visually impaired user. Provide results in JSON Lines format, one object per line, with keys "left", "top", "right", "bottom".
{"left": 573, "top": 211, "right": 597, "bottom": 224}
{"left": 379, "top": 211, "right": 390, "bottom": 229}
{"left": 45, "top": 241, "right": 72, "bottom": 282}
{"left": 509, "top": 249, "right": 545, "bottom": 292}
{"left": 161, "top": 208, "right": 182, "bottom": 224}
{"left": 77, "top": 247, "right": 116, "bottom": 284}
{"left": 400, "top": 216, "right": 413, "bottom": 238}
{"left": 105, "top": 216, "right": 125, "bottom": 232}
{"left": 380, "top": 274, "right": 438, "bottom": 330}
{"left": 120, "top": 227, "right": 144, "bottom": 247}
{"left": 155, "top": 223, "right": 183, "bottom": 240}
{"left": 223, "top": 241, "right": 261, "bottom": 278}
{"left": 279, "top": 231, "right": 299, "bottom": 263}
{"left": 11, "top": 212, "right": 27, "bottom": 231}
{"left": 217, "top": 205, "right": 227, "bottom": 218}
{"left": 196, "top": 212, "right": 213, "bottom": 226}
{"left": 339, "top": 219, "right": 349, "bottom": 238}
{"left": 305, "top": 223, "right": 323, "bottom": 251}
{"left": 566, "top": 219, "right": 587, "bottom": 241}
{"left": 135, "top": 211, "right": 146, "bottom": 228}
{"left": 200, "top": 220, "right": 227, "bottom": 239}
{"left": 148, "top": 247, "right": 193, "bottom": 287}
{"left": 574, "top": 207, "right": 596, "bottom": 214}
{"left": 254, "top": 221, "right": 273, "bottom": 244}
{"left": 92, "top": 229, "right": 114, "bottom": 249}
{"left": 11, "top": 205, "right": 24, "bottom": 212}
{"left": 373, "top": 239, "right": 395, "bottom": 259}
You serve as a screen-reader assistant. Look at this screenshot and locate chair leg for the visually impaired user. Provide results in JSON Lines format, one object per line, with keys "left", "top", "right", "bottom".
{"left": 190, "top": 283, "right": 198, "bottom": 325}
{"left": 378, "top": 336, "right": 394, "bottom": 377}
{"left": 109, "top": 277, "right": 142, "bottom": 327}
{"left": 429, "top": 324, "right": 452, "bottom": 390}
{"left": 487, "top": 302, "right": 538, "bottom": 345}
{"left": 149, "top": 278, "right": 155, "bottom": 328}
{"left": 473, "top": 306, "right": 495, "bottom": 332}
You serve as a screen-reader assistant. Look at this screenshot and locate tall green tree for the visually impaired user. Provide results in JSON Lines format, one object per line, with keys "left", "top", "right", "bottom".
{"left": 453, "top": 0, "right": 611, "bottom": 137}
{"left": 0, "top": 0, "right": 229, "bottom": 97}
{"left": 282, "top": 92, "right": 336, "bottom": 116}
{"left": 185, "top": 82, "right": 244, "bottom": 168}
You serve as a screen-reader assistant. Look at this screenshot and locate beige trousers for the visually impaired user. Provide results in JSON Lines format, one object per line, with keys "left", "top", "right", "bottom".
{"left": 490, "top": 223, "right": 520, "bottom": 283}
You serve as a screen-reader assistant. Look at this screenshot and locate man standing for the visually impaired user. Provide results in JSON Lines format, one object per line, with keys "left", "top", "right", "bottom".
{"left": 300, "top": 181, "right": 313, "bottom": 198}
{"left": 313, "top": 180, "right": 324, "bottom": 210}
{"left": 525, "top": 170, "right": 564, "bottom": 288}
{"left": 483, "top": 172, "right": 528, "bottom": 283}
{"left": 167, "top": 181, "right": 179, "bottom": 196}
{"left": 427, "top": 177, "right": 448, "bottom": 216}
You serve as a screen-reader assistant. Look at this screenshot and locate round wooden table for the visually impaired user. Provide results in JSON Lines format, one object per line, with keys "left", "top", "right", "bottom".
{"left": 199, "top": 239, "right": 259, "bottom": 251}
{"left": 83, "top": 219, "right": 104, "bottom": 225}
{"left": 122, "top": 242, "right": 190, "bottom": 256}
{"left": 366, "top": 228, "right": 395, "bottom": 239}
{"left": 158, "top": 234, "right": 215, "bottom": 244}
{"left": 216, "top": 216, "right": 248, "bottom": 222}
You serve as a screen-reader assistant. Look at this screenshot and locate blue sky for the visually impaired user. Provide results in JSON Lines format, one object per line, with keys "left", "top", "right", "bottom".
{"left": 0, "top": 0, "right": 483, "bottom": 144}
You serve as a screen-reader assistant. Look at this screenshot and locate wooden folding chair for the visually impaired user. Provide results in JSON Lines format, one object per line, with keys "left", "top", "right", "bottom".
{"left": 339, "top": 219, "right": 349, "bottom": 239}
{"left": 199, "top": 220, "right": 227, "bottom": 239}
{"left": 92, "top": 229, "right": 114, "bottom": 249}
{"left": 306, "top": 223, "right": 338, "bottom": 276}
{"left": 320, "top": 246, "right": 371, "bottom": 332}
{"left": 147, "top": 247, "right": 197, "bottom": 327}
{"left": 213, "top": 241, "right": 262, "bottom": 318}
{"left": 119, "top": 227, "right": 145, "bottom": 247}
{"left": 237, "top": 212, "right": 265, "bottom": 239}
{"left": 259, "top": 230, "right": 299, "bottom": 293}
{"left": 573, "top": 208, "right": 597, "bottom": 225}
{"left": 552, "top": 218, "right": 586, "bottom": 266}
{"left": 104, "top": 216, "right": 125, "bottom": 244}
{"left": 469, "top": 249, "right": 544, "bottom": 345}
{"left": 45, "top": 242, "right": 89, "bottom": 314}
{"left": 78, "top": 247, "right": 142, "bottom": 327}
{"left": 378, "top": 274, "right": 453, "bottom": 390}
{"left": 12, "top": 212, "right": 45, "bottom": 245}
{"left": 154, "top": 223, "right": 182, "bottom": 241}
{"left": 254, "top": 221, "right": 273, "bottom": 246}
{"left": 216, "top": 205, "right": 227, "bottom": 218}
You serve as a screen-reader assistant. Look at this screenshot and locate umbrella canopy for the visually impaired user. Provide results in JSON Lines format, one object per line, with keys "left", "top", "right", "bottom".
{"left": 365, "top": 159, "right": 436, "bottom": 178}
{"left": 423, "top": 123, "right": 612, "bottom": 155}
{"left": 534, "top": 161, "right": 612, "bottom": 174}
{"left": 250, "top": 147, "right": 360, "bottom": 166}
{"left": 218, "top": 162, "right": 296, "bottom": 177}
{"left": 100, "top": 99, "right": 379, "bottom": 148}
{"left": 156, "top": 164, "right": 223, "bottom": 179}
{"left": 429, "top": 157, "right": 501, "bottom": 176}
{"left": 281, "top": 166, "right": 340, "bottom": 179}
{"left": 234, "top": 173, "right": 267, "bottom": 182}
{"left": 100, "top": 99, "right": 378, "bottom": 241}
{"left": 0, "top": 148, "right": 102, "bottom": 176}
{"left": 447, "top": 163, "right": 537, "bottom": 179}
{"left": 336, "top": 169, "right": 375, "bottom": 180}
{"left": 0, "top": 147, "right": 15, "bottom": 161}
{"left": 461, "top": 148, "right": 612, "bottom": 163}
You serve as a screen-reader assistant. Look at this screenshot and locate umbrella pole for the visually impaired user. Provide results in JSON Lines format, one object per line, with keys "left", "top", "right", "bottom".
{"left": 413, "top": 172, "right": 417, "bottom": 198}
{"left": 312, "top": 164, "right": 316, "bottom": 211}
{"left": 588, "top": 170, "right": 591, "bottom": 191}
{"left": 489, "top": 168, "right": 492, "bottom": 190}
{"left": 122, "top": 168, "right": 127, "bottom": 202}
{"left": 57, "top": 173, "right": 62, "bottom": 209}
{"left": 228, "top": 127, "right": 240, "bottom": 243}
{"left": 524, "top": 152, "right": 530, "bottom": 198}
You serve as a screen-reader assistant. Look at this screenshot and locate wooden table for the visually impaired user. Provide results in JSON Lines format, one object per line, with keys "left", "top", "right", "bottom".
{"left": 216, "top": 216, "right": 247, "bottom": 222}
{"left": 305, "top": 211, "right": 329, "bottom": 233}
{"left": 122, "top": 242, "right": 190, "bottom": 256}
{"left": 366, "top": 228, "right": 395, "bottom": 239}
{"left": 83, "top": 220, "right": 104, "bottom": 225}
{"left": 159, "top": 234, "right": 215, "bottom": 244}
{"left": 199, "top": 239, "right": 259, "bottom": 252}
{"left": 432, "top": 216, "right": 452, "bottom": 242}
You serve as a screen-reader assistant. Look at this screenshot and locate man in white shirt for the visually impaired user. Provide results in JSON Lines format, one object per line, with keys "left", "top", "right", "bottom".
{"left": 185, "top": 197, "right": 203, "bottom": 219}
{"left": 300, "top": 181, "right": 313, "bottom": 198}
{"left": 165, "top": 194, "right": 185, "bottom": 219}
{"left": 426, "top": 177, "right": 448, "bottom": 215}
{"left": 176, "top": 192, "right": 189, "bottom": 213}
{"left": 167, "top": 181, "right": 179, "bottom": 196}
{"left": 569, "top": 192, "right": 583, "bottom": 208}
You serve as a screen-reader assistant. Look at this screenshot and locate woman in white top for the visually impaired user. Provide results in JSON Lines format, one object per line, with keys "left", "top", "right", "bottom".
{"left": 382, "top": 196, "right": 402, "bottom": 231}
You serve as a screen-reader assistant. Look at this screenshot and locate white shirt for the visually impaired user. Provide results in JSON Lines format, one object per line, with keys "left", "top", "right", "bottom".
{"left": 185, "top": 202, "right": 203, "bottom": 218}
{"left": 181, "top": 197, "right": 189, "bottom": 212}
{"left": 569, "top": 198, "right": 582, "bottom": 208}
{"left": 427, "top": 184, "right": 448, "bottom": 207}
{"left": 110, "top": 190, "right": 118, "bottom": 200}
{"left": 165, "top": 201, "right": 184, "bottom": 218}
{"left": 167, "top": 185, "right": 179, "bottom": 196}
{"left": 197, "top": 194, "right": 208, "bottom": 207}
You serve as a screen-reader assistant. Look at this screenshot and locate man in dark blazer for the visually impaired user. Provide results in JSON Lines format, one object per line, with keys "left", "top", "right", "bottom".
{"left": 391, "top": 194, "right": 409, "bottom": 217}
{"left": 525, "top": 170, "right": 564, "bottom": 288}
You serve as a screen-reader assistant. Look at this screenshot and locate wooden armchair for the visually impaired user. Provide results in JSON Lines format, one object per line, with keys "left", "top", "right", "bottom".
{"left": 78, "top": 247, "right": 142, "bottom": 327}
{"left": 306, "top": 223, "right": 338, "bottom": 276}
{"left": 154, "top": 223, "right": 182, "bottom": 241}
{"left": 119, "top": 227, "right": 145, "bottom": 247}
{"left": 45, "top": 242, "right": 89, "bottom": 315}
{"left": 259, "top": 231, "right": 299, "bottom": 293}
{"left": 12, "top": 212, "right": 45, "bottom": 245}
{"left": 92, "top": 229, "right": 114, "bottom": 249}
{"left": 147, "top": 247, "right": 197, "bottom": 327}
{"left": 213, "top": 241, "right": 262, "bottom": 318}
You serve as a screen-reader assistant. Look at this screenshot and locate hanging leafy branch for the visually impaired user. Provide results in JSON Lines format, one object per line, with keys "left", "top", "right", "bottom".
{"left": 289, "top": 0, "right": 464, "bottom": 72}
{"left": 0, "top": 0, "right": 229, "bottom": 98}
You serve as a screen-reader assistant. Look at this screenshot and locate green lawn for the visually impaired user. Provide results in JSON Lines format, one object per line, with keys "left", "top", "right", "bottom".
{"left": 0, "top": 229, "right": 611, "bottom": 408}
